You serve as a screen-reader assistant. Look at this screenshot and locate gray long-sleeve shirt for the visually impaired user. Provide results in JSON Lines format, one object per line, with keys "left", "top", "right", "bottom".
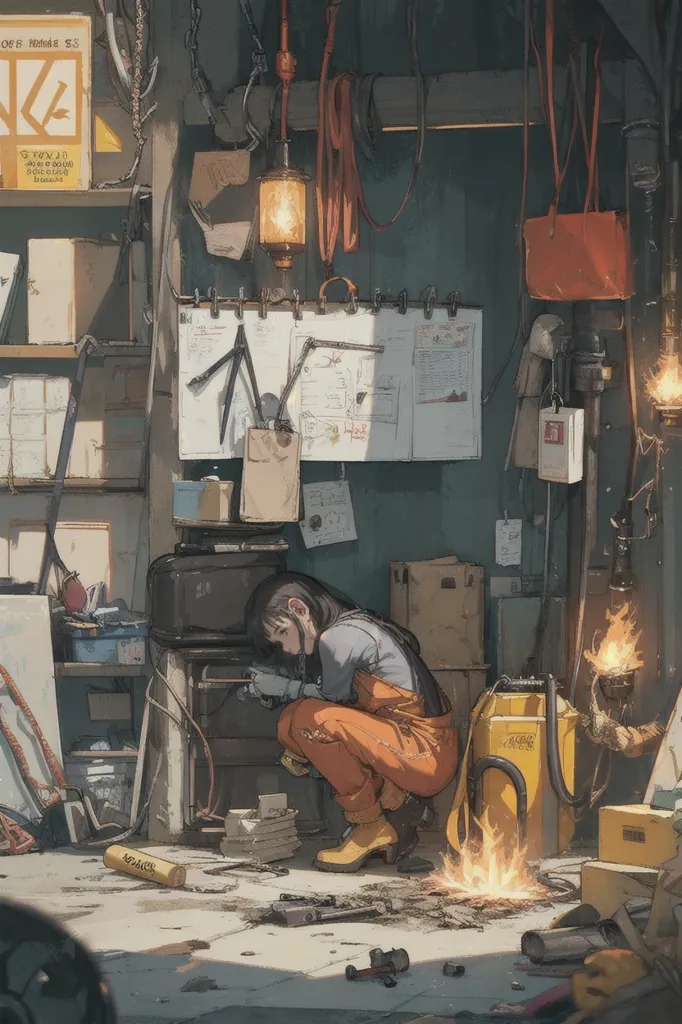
{"left": 317, "top": 614, "right": 416, "bottom": 704}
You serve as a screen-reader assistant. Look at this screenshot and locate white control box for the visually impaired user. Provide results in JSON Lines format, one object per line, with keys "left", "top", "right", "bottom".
{"left": 538, "top": 407, "right": 584, "bottom": 484}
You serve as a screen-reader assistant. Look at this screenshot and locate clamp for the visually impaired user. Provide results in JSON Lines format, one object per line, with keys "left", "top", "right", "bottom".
{"left": 397, "top": 288, "right": 408, "bottom": 315}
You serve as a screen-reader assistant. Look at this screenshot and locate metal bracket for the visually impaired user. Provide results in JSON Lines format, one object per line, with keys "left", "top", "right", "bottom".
{"left": 446, "top": 290, "right": 461, "bottom": 319}
{"left": 398, "top": 289, "right": 408, "bottom": 315}
{"left": 318, "top": 293, "right": 327, "bottom": 315}
{"left": 422, "top": 285, "right": 437, "bottom": 320}
{"left": 348, "top": 291, "right": 358, "bottom": 316}
{"left": 236, "top": 285, "right": 245, "bottom": 321}
{"left": 208, "top": 287, "right": 220, "bottom": 319}
{"left": 259, "top": 287, "right": 269, "bottom": 319}
{"left": 371, "top": 288, "right": 382, "bottom": 315}
{"left": 291, "top": 289, "right": 302, "bottom": 321}
{"left": 193, "top": 288, "right": 201, "bottom": 307}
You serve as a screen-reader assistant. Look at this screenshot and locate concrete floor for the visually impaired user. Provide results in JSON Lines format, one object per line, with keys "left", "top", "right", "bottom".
{"left": 0, "top": 839, "right": 585, "bottom": 1024}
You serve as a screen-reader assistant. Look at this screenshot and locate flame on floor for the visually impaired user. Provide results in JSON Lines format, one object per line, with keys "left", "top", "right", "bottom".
{"left": 584, "top": 603, "right": 644, "bottom": 676}
{"left": 432, "top": 810, "right": 547, "bottom": 908}
{"left": 646, "top": 353, "right": 682, "bottom": 407}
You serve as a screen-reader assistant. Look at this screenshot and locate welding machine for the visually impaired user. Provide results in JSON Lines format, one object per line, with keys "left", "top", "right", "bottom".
{"left": 447, "top": 674, "right": 580, "bottom": 861}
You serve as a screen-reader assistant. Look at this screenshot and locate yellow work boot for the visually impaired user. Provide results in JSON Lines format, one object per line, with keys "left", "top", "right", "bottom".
{"left": 314, "top": 816, "right": 399, "bottom": 873}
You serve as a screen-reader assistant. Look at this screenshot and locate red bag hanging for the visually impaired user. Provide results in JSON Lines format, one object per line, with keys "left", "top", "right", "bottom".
{"left": 524, "top": 4, "right": 634, "bottom": 302}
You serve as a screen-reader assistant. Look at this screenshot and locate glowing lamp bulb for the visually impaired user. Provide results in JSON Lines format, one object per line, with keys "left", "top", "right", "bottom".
{"left": 258, "top": 140, "right": 309, "bottom": 272}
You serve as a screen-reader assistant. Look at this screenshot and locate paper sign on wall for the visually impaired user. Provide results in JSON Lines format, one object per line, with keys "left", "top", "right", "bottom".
{"left": 495, "top": 518, "right": 522, "bottom": 567}
{"left": 0, "top": 15, "right": 92, "bottom": 190}
{"left": 300, "top": 480, "right": 358, "bottom": 549}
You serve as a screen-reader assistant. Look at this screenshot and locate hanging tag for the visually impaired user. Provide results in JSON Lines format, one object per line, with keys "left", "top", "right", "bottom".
{"left": 495, "top": 518, "right": 522, "bottom": 567}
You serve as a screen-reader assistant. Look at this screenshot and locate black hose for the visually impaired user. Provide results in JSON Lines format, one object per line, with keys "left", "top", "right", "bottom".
{"left": 470, "top": 755, "right": 528, "bottom": 840}
{"left": 546, "top": 674, "right": 587, "bottom": 807}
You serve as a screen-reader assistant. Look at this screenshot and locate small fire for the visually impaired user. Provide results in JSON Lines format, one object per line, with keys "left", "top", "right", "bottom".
{"left": 646, "top": 353, "right": 682, "bottom": 408}
{"left": 584, "top": 603, "right": 644, "bottom": 676}
{"left": 433, "top": 810, "right": 547, "bottom": 907}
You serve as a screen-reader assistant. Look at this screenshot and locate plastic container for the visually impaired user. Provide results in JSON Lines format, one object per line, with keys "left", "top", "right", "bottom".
{"left": 67, "top": 622, "right": 147, "bottom": 665}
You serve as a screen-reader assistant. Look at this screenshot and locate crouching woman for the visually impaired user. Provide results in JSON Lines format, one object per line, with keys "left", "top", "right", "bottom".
{"left": 244, "top": 572, "right": 458, "bottom": 873}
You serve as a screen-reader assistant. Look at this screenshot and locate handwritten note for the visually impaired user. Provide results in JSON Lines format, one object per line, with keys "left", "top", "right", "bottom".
{"left": 300, "top": 480, "right": 358, "bottom": 549}
{"left": 495, "top": 518, "right": 523, "bottom": 567}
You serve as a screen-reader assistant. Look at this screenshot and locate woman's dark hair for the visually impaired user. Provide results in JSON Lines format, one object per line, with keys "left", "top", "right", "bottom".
{"left": 245, "top": 572, "right": 446, "bottom": 715}
{"left": 245, "top": 571, "right": 419, "bottom": 658}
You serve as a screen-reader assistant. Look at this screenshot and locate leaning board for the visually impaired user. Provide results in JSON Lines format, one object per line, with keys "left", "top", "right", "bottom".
{"left": 178, "top": 305, "right": 482, "bottom": 462}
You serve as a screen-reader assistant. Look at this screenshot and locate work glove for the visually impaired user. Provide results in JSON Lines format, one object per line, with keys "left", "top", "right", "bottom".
{"left": 245, "top": 668, "right": 321, "bottom": 706}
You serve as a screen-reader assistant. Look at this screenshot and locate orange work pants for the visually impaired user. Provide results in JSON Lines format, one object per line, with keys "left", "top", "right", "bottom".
{"left": 277, "top": 671, "right": 458, "bottom": 824}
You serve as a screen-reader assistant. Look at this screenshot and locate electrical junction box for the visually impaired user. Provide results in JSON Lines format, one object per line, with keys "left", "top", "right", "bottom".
{"left": 538, "top": 407, "right": 584, "bottom": 484}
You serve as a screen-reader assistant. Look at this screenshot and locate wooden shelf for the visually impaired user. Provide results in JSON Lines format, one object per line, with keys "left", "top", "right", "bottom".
{"left": 55, "top": 662, "right": 149, "bottom": 678}
{"left": 174, "top": 518, "right": 284, "bottom": 532}
{"left": 0, "top": 478, "right": 143, "bottom": 494}
{"left": 0, "top": 188, "right": 149, "bottom": 208}
{"left": 66, "top": 750, "right": 139, "bottom": 760}
{"left": 0, "top": 344, "right": 151, "bottom": 360}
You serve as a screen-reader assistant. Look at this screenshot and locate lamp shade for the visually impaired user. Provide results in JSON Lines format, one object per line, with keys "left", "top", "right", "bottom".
{"left": 258, "top": 141, "right": 309, "bottom": 270}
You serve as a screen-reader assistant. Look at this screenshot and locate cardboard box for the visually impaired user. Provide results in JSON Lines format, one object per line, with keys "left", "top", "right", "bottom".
{"left": 0, "top": 16, "right": 91, "bottom": 191}
{"left": 390, "top": 557, "right": 485, "bottom": 669}
{"left": 28, "top": 239, "right": 132, "bottom": 345}
{"left": 174, "top": 480, "right": 235, "bottom": 524}
{"left": 581, "top": 860, "right": 658, "bottom": 919}
{"left": 598, "top": 804, "right": 677, "bottom": 869}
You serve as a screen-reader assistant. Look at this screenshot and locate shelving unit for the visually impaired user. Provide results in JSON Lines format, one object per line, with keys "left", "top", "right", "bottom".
{"left": 0, "top": 188, "right": 149, "bottom": 208}
{"left": 0, "top": 344, "right": 152, "bottom": 360}
{"left": 0, "top": 479, "right": 144, "bottom": 494}
{"left": 55, "top": 663, "right": 149, "bottom": 678}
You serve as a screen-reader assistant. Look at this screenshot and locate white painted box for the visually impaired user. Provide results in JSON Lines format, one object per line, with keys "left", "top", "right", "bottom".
{"left": 538, "top": 407, "right": 584, "bottom": 484}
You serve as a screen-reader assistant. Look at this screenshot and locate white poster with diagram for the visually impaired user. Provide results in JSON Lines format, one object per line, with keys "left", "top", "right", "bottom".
{"left": 300, "top": 480, "right": 358, "bottom": 549}
{"left": 178, "top": 306, "right": 482, "bottom": 462}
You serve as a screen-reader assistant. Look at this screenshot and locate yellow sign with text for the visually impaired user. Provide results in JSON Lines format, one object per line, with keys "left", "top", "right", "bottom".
{"left": 0, "top": 16, "right": 91, "bottom": 190}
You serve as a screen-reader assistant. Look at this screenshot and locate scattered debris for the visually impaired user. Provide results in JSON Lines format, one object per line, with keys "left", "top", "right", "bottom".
{"left": 181, "top": 976, "right": 219, "bottom": 993}
{"left": 204, "top": 860, "right": 289, "bottom": 877}
{"left": 240, "top": 951, "right": 256, "bottom": 957}
{"left": 345, "top": 948, "right": 410, "bottom": 986}
{"left": 273, "top": 902, "right": 383, "bottom": 928}
{"left": 443, "top": 961, "right": 466, "bottom": 977}
{"left": 511, "top": 980, "right": 526, "bottom": 991}
{"left": 145, "top": 940, "right": 211, "bottom": 956}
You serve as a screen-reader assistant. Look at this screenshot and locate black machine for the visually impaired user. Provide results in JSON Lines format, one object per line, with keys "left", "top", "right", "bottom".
{"left": 147, "top": 548, "right": 285, "bottom": 647}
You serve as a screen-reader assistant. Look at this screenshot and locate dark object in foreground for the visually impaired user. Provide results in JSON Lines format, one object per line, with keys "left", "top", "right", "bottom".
{"left": 0, "top": 898, "right": 116, "bottom": 1024}
{"left": 345, "top": 948, "right": 410, "bottom": 988}
{"left": 443, "top": 961, "right": 466, "bottom": 977}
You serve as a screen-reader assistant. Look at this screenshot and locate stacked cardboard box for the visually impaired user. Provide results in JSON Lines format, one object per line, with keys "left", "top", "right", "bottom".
{"left": 220, "top": 793, "right": 300, "bottom": 864}
{"left": 389, "top": 556, "right": 487, "bottom": 829}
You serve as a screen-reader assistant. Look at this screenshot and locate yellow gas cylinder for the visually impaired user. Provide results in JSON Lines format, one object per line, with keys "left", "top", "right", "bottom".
{"left": 103, "top": 845, "right": 186, "bottom": 887}
{"left": 471, "top": 686, "right": 579, "bottom": 860}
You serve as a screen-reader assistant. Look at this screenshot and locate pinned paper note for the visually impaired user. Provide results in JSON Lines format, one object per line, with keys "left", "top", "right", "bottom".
{"left": 189, "top": 151, "right": 256, "bottom": 261}
{"left": 495, "top": 518, "right": 522, "bottom": 567}
{"left": 300, "top": 481, "right": 358, "bottom": 549}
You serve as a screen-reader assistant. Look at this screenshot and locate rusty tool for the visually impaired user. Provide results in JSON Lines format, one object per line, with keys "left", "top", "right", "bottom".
{"left": 346, "top": 948, "right": 410, "bottom": 987}
{"left": 273, "top": 902, "right": 381, "bottom": 928}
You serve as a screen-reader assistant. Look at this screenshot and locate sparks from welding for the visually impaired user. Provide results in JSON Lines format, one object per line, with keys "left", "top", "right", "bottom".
{"left": 432, "top": 810, "right": 547, "bottom": 907}
{"left": 584, "top": 603, "right": 644, "bottom": 676}
{"left": 645, "top": 353, "right": 682, "bottom": 408}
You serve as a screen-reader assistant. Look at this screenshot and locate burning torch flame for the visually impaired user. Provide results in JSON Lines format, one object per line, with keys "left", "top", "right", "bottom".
{"left": 433, "top": 810, "right": 547, "bottom": 907}
{"left": 646, "top": 353, "right": 682, "bottom": 408}
{"left": 584, "top": 603, "right": 644, "bottom": 677}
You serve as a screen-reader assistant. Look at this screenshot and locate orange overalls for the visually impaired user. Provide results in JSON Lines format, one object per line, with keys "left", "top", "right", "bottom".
{"left": 277, "top": 670, "right": 459, "bottom": 823}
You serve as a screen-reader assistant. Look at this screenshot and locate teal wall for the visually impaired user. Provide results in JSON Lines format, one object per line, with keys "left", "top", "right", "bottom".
{"left": 183, "top": 2, "right": 630, "bottom": 676}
